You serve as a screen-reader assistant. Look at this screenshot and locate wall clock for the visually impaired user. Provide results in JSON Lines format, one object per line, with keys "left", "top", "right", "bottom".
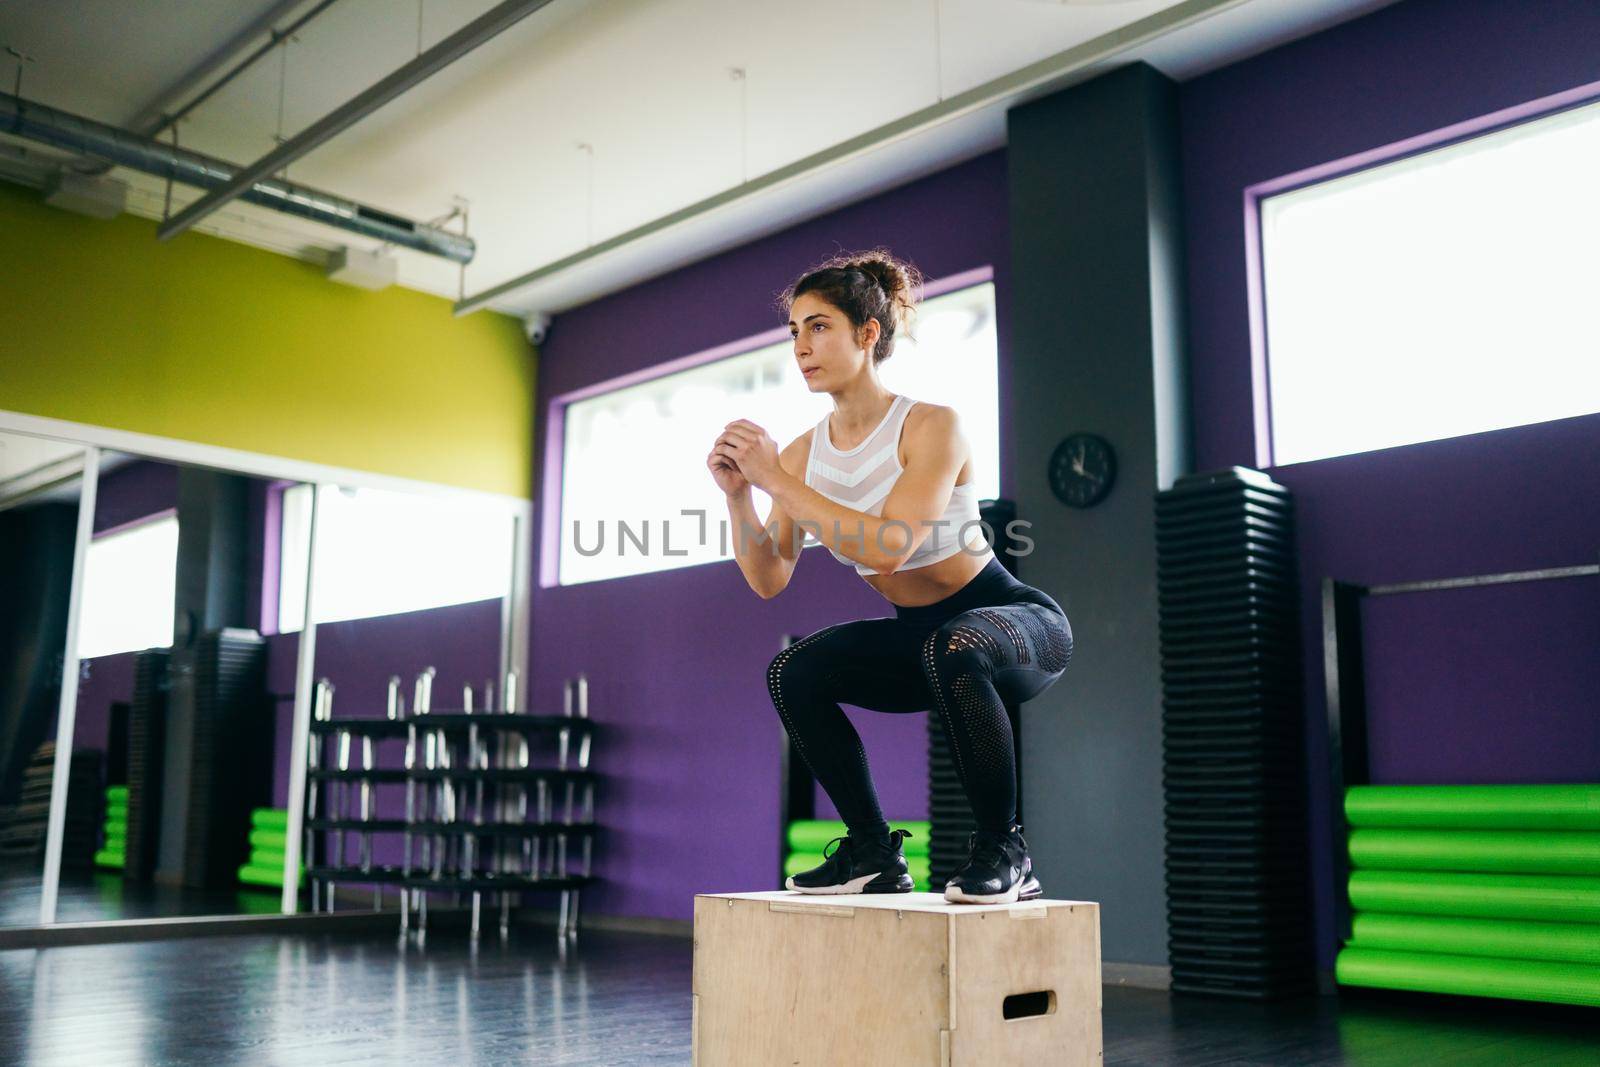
{"left": 1049, "top": 433, "right": 1116, "bottom": 508}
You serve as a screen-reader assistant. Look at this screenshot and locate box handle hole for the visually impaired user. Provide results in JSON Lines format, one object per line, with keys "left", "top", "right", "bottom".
{"left": 1002, "top": 989, "right": 1056, "bottom": 1019}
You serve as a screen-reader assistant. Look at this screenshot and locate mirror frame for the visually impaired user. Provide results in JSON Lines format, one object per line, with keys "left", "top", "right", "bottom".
{"left": 0, "top": 408, "right": 533, "bottom": 928}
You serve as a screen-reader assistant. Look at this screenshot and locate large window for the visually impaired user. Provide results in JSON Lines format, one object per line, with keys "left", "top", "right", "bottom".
{"left": 557, "top": 278, "right": 1001, "bottom": 585}
{"left": 77, "top": 515, "right": 178, "bottom": 659}
{"left": 1258, "top": 96, "right": 1600, "bottom": 466}
{"left": 277, "top": 484, "right": 514, "bottom": 632}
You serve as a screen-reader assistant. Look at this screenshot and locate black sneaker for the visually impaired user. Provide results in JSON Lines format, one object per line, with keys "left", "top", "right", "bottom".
{"left": 944, "top": 824, "right": 1042, "bottom": 905}
{"left": 785, "top": 829, "right": 915, "bottom": 895}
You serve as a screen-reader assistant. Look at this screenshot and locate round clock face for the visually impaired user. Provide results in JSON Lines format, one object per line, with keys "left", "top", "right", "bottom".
{"left": 1049, "top": 433, "right": 1116, "bottom": 508}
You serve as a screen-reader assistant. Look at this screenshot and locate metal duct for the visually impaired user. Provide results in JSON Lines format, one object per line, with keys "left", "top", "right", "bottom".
{"left": 0, "top": 91, "right": 474, "bottom": 264}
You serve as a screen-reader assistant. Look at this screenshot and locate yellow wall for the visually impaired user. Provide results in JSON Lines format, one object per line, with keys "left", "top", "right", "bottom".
{"left": 0, "top": 183, "right": 533, "bottom": 497}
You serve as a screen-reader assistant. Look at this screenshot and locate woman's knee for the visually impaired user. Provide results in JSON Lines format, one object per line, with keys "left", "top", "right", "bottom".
{"left": 921, "top": 620, "right": 996, "bottom": 683}
{"left": 766, "top": 633, "right": 832, "bottom": 706}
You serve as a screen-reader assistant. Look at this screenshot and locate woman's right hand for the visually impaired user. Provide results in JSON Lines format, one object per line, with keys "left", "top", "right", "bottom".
{"left": 708, "top": 440, "right": 749, "bottom": 496}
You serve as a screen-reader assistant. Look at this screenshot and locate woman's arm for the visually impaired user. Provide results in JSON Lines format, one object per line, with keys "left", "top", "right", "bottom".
{"left": 720, "top": 434, "right": 810, "bottom": 598}
{"left": 721, "top": 406, "right": 968, "bottom": 576}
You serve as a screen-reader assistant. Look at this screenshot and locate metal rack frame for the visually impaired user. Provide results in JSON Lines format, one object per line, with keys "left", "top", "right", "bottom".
{"left": 1321, "top": 558, "right": 1599, "bottom": 945}
{"left": 303, "top": 671, "right": 596, "bottom": 939}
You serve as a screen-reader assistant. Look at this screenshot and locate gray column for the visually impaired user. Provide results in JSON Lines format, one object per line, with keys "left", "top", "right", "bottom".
{"left": 1006, "top": 62, "right": 1191, "bottom": 967}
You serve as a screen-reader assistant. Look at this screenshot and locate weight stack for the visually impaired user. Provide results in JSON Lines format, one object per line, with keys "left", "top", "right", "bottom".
{"left": 178, "top": 628, "right": 270, "bottom": 889}
{"left": 1157, "top": 467, "right": 1314, "bottom": 999}
{"left": 123, "top": 649, "right": 170, "bottom": 881}
{"left": 60, "top": 750, "right": 104, "bottom": 868}
{"left": 0, "top": 742, "right": 56, "bottom": 857}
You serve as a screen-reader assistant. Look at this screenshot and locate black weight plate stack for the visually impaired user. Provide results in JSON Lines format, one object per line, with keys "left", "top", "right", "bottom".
{"left": 180, "top": 629, "right": 270, "bottom": 889}
{"left": 0, "top": 742, "right": 57, "bottom": 856}
{"left": 61, "top": 750, "right": 104, "bottom": 868}
{"left": 124, "top": 649, "right": 170, "bottom": 881}
{"left": 927, "top": 709, "right": 976, "bottom": 891}
{"left": 1157, "top": 467, "right": 1314, "bottom": 999}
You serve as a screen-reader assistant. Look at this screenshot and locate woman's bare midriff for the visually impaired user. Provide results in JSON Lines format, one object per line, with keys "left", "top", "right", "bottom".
{"left": 864, "top": 540, "right": 994, "bottom": 608}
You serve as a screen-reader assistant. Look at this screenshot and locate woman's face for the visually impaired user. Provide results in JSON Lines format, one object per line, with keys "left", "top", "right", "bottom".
{"left": 788, "top": 292, "right": 877, "bottom": 391}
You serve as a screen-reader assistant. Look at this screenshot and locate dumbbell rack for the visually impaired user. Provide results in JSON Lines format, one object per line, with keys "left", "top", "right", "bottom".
{"left": 304, "top": 670, "right": 597, "bottom": 939}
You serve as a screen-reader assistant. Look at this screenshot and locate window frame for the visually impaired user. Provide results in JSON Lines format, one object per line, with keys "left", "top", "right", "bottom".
{"left": 272, "top": 480, "right": 516, "bottom": 633}
{"left": 539, "top": 265, "right": 997, "bottom": 588}
{"left": 1243, "top": 77, "right": 1600, "bottom": 468}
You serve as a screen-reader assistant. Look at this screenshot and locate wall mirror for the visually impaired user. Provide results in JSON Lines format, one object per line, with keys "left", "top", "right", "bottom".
{"left": 0, "top": 422, "right": 529, "bottom": 931}
{"left": 0, "top": 431, "right": 88, "bottom": 927}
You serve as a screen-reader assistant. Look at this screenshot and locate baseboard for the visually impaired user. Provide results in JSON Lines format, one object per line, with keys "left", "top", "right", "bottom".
{"left": 1101, "top": 961, "right": 1173, "bottom": 991}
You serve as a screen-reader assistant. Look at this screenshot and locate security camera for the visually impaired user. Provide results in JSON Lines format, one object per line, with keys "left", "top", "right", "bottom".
{"left": 524, "top": 312, "right": 552, "bottom": 346}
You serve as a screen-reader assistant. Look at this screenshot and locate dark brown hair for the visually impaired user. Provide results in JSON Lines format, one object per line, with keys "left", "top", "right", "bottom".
{"left": 780, "top": 248, "right": 923, "bottom": 365}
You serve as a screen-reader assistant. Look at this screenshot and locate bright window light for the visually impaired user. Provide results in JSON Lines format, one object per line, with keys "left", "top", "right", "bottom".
{"left": 278, "top": 484, "right": 514, "bottom": 632}
{"left": 558, "top": 279, "right": 1000, "bottom": 585}
{"left": 1260, "top": 98, "right": 1600, "bottom": 466}
{"left": 78, "top": 516, "right": 177, "bottom": 659}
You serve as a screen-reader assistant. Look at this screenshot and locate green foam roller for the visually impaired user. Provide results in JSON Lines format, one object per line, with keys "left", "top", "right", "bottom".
{"left": 251, "top": 808, "right": 290, "bottom": 831}
{"left": 1346, "top": 785, "right": 1600, "bottom": 830}
{"left": 249, "top": 828, "right": 288, "bottom": 851}
{"left": 251, "top": 848, "right": 288, "bottom": 869}
{"left": 93, "top": 848, "right": 125, "bottom": 870}
{"left": 1350, "top": 912, "right": 1600, "bottom": 965}
{"left": 103, "top": 833, "right": 127, "bottom": 851}
{"left": 1336, "top": 946, "right": 1600, "bottom": 1007}
{"left": 105, "top": 797, "right": 128, "bottom": 815}
{"left": 1349, "top": 870, "right": 1600, "bottom": 923}
{"left": 786, "top": 820, "right": 931, "bottom": 855}
{"left": 1349, "top": 829, "right": 1600, "bottom": 875}
{"left": 105, "top": 785, "right": 128, "bottom": 802}
{"left": 238, "top": 863, "right": 305, "bottom": 889}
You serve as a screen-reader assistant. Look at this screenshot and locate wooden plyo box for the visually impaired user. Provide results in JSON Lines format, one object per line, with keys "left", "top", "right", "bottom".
{"left": 692, "top": 890, "right": 1102, "bottom": 1066}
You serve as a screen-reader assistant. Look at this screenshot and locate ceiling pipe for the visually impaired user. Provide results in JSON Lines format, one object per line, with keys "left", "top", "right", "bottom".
{"left": 142, "top": 0, "right": 345, "bottom": 140}
{"left": 157, "top": 0, "right": 559, "bottom": 244}
{"left": 0, "top": 90, "right": 475, "bottom": 263}
{"left": 69, "top": 0, "right": 323, "bottom": 177}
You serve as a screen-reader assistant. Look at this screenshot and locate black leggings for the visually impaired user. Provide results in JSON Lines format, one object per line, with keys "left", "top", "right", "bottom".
{"left": 766, "top": 556, "right": 1073, "bottom": 838}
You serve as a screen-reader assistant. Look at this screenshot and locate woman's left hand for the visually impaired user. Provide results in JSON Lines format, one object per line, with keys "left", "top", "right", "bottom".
{"left": 716, "top": 420, "right": 783, "bottom": 492}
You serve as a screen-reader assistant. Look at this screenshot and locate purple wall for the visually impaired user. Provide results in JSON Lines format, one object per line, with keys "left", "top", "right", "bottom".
{"left": 1179, "top": 0, "right": 1600, "bottom": 969}
{"left": 94, "top": 460, "right": 178, "bottom": 535}
{"left": 531, "top": 151, "right": 1010, "bottom": 922}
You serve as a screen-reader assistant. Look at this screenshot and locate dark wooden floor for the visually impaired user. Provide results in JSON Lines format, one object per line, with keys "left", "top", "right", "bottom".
{"left": 2, "top": 926, "right": 1596, "bottom": 1065}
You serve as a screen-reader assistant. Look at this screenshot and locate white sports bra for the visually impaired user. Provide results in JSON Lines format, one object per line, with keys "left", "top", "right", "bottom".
{"left": 802, "top": 394, "right": 986, "bottom": 576}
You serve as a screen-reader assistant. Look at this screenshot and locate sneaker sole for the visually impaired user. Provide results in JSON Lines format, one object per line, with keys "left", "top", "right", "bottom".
{"left": 944, "top": 874, "right": 1042, "bottom": 905}
{"left": 785, "top": 870, "right": 913, "bottom": 895}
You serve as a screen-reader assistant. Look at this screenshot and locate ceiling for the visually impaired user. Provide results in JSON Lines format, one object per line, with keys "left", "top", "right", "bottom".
{"left": 0, "top": 0, "right": 1398, "bottom": 321}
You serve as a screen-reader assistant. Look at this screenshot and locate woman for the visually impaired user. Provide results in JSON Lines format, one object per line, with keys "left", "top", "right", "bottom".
{"left": 707, "top": 250, "right": 1073, "bottom": 905}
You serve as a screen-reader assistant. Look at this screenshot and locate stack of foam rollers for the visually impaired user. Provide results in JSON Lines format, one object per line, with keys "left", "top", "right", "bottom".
{"left": 1336, "top": 784, "right": 1600, "bottom": 1007}
{"left": 238, "top": 807, "right": 304, "bottom": 890}
{"left": 93, "top": 785, "right": 128, "bottom": 870}
{"left": 785, "top": 820, "right": 932, "bottom": 891}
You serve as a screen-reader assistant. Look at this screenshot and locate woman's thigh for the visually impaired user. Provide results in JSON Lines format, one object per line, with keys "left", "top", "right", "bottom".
{"left": 789, "top": 618, "right": 933, "bottom": 714}
{"left": 940, "top": 600, "right": 1073, "bottom": 705}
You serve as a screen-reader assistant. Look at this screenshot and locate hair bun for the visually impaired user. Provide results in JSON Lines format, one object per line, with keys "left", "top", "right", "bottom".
{"left": 780, "top": 247, "right": 924, "bottom": 365}
{"left": 848, "top": 250, "right": 921, "bottom": 335}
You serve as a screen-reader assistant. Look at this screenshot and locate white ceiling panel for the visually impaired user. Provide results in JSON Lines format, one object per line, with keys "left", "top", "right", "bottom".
{"left": 0, "top": 0, "right": 1400, "bottom": 319}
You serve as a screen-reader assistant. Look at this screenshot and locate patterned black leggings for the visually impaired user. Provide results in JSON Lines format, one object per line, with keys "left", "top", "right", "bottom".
{"left": 766, "top": 556, "right": 1073, "bottom": 837}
